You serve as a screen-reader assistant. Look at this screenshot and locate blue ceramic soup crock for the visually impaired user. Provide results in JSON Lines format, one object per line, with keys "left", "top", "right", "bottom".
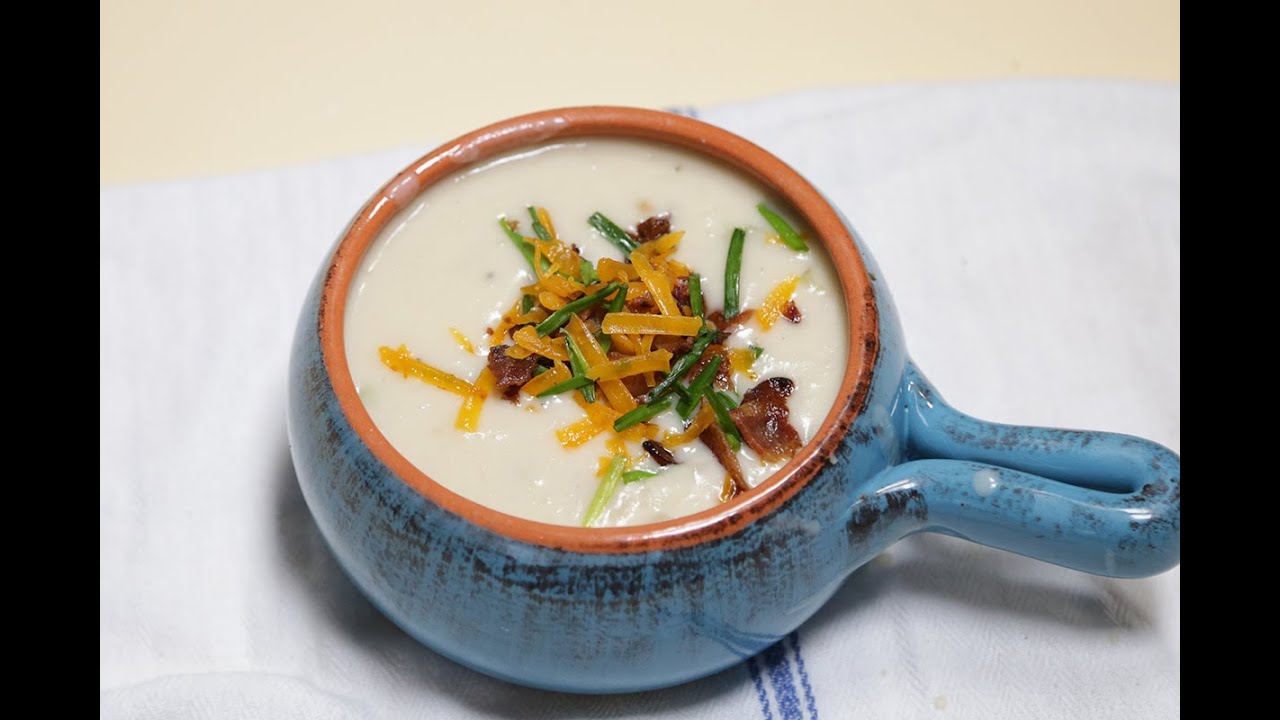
{"left": 287, "top": 107, "right": 1180, "bottom": 693}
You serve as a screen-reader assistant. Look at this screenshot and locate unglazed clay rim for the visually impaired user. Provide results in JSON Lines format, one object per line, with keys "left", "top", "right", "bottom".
{"left": 319, "top": 106, "right": 879, "bottom": 553}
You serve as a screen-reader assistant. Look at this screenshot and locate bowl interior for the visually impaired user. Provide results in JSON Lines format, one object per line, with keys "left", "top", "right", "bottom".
{"left": 318, "top": 106, "right": 879, "bottom": 552}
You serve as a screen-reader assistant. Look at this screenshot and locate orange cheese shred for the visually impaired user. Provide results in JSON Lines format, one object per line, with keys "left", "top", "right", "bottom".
{"left": 663, "top": 404, "right": 716, "bottom": 447}
{"left": 449, "top": 327, "right": 476, "bottom": 354}
{"left": 634, "top": 231, "right": 684, "bottom": 258}
{"left": 535, "top": 207, "right": 558, "bottom": 241}
{"left": 596, "top": 258, "right": 637, "bottom": 284}
{"left": 728, "top": 348, "right": 760, "bottom": 380}
{"left": 379, "top": 345, "right": 477, "bottom": 398}
{"left": 512, "top": 326, "right": 569, "bottom": 361}
{"left": 601, "top": 313, "right": 703, "bottom": 336}
{"left": 587, "top": 350, "right": 673, "bottom": 381}
{"left": 454, "top": 367, "right": 496, "bottom": 432}
{"left": 629, "top": 250, "right": 682, "bottom": 316}
{"left": 538, "top": 291, "right": 566, "bottom": 311}
{"left": 758, "top": 275, "right": 801, "bottom": 330}
{"left": 556, "top": 417, "right": 607, "bottom": 448}
{"left": 520, "top": 362, "right": 571, "bottom": 396}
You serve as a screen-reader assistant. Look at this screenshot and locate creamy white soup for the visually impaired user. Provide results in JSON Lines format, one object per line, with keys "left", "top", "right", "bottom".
{"left": 344, "top": 139, "right": 847, "bottom": 527}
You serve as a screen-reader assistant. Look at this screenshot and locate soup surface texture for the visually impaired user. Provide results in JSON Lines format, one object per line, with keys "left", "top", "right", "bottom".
{"left": 344, "top": 139, "right": 847, "bottom": 527}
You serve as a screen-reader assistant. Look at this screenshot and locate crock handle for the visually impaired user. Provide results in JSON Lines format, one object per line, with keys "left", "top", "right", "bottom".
{"left": 885, "top": 362, "right": 1179, "bottom": 578}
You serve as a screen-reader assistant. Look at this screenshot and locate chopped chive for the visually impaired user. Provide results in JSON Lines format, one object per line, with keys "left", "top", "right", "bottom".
{"left": 645, "top": 327, "right": 715, "bottom": 403}
{"left": 606, "top": 284, "right": 628, "bottom": 313}
{"left": 715, "top": 390, "right": 740, "bottom": 409}
{"left": 622, "top": 470, "right": 659, "bottom": 484}
{"left": 536, "top": 376, "right": 594, "bottom": 398}
{"left": 579, "top": 258, "right": 598, "bottom": 285}
{"left": 677, "top": 354, "right": 722, "bottom": 419}
{"left": 535, "top": 282, "right": 622, "bottom": 337}
{"left": 564, "top": 335, "right": 596, "bottom": 403}
{"left": 749, "top": 344, "right": 764, "bottom": 360}
{"left": 756, "top": 203, "right": 809, "bottom": 252}
{"left": 614, "top": 398, "right": 672, "bottom": 432}
{"left": 521, "top": 294, "right": 536, "bottom": 314}
{"left": 596, "top": 331, "right": 613, "bottom": 354}
{"left": 688, "top": 273, "right": 704, "bottom": 317}
{"left": 589, "top": 212, "right": 638, "bottom": 255}
{"left": 528, "top": 207, "right": 552, "bottom": 241}
{"left": 532, "top": 364, "right": 548, "bottom": 377}
{"left": 584, "top": 454, "right": 627, "bottom": 527}
{"left": 498, "top": 217, "right": 539, "bottom": 272}
{"left": 724, "top": 227, "right": 746, "bottom": 317}
{"left": 705, "top": 390, "right": 742, "bottom": 451}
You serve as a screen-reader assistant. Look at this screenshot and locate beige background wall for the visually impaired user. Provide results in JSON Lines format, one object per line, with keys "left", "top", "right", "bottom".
{"left": 100, "top": 0, "right": 1179, "bottom": 186}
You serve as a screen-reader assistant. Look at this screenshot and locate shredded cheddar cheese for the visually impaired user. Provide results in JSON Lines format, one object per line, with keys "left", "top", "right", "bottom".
{"left": 379, "top": 345, "right": 477, "bottom": 397}
{"left": 601, "top": 313, "right": 703, "bottom": 336}
{"left": 586, "top": 350, "right": 673, "bottom": 381}
{"left": 455, "top": 368, "right": 495, "bottom": 431}
{"left": 758, "top": 275, "right": 800, "bottom": 330}
{"left": 449, "top": 327, "right": 476, "bottom": 354}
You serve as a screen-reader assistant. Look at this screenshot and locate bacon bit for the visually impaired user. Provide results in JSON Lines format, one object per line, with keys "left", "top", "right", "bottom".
{"left": 707, "top": 309, "right": 755, "bottom": 339}
{"left": 642, "top": 439, "right": 677, "bottom": 466}
{"left": 700, "top": 423, "right": 748, "bottom": 492}
{"left": 653, "top": 333, "right": 696, "bottom": 357}
{"left": 729, "top": 377, "right": 803, "bottom": 463}
{"left": 671, "top": 275, "right": 691, "bottom": 308}
{"left": 684, "top": 344, "right": 733, "bottom": 391}
{"left": 634, "top": 214, "right": 671, "bottom": 242}
{"left": 719, "top": 474, "right": 738, "bottom": 503}
{"left": 487, "top": 345, "right": 538, "bottom": 401}
{"left": 782, "top": 300, "right": 802, "bottom": 323}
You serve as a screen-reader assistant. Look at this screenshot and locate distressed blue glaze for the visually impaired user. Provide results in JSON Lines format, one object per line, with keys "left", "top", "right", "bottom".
{"left": 287, "top": 156, "right": 1180, "bottom": 696}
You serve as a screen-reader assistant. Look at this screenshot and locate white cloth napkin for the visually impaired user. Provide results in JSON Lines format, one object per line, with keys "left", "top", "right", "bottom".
{"left": 101, "top": 80, "right": 1180, "bottom": 719}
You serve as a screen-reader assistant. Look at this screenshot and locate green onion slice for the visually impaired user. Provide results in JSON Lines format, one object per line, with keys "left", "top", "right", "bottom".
{"left": 584, "top": 454, "right": 627, "bottom": 527}
{"left": 622, "top": 470, "right": 658, "bottom": 484}
{"left": 756, "top": 202, "right": 809, "bottom": 252}
{"left": 613, "top": 398, "right": 672, "bottom": 432}
{"left": 688, "top": 273, "right": 704, "bottom": 317}
{"left": 588, "top": 212, "right": 638, "bottom": 255}
{"left": 724, "top": 227, "right": 746, "bottom": 318}
{"left": 534, "top": 283, "right": 622, "bottom": 337}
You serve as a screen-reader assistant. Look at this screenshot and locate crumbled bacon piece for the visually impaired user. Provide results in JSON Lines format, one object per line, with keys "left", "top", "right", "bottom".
{"left": 700, "top": 423, "right": 748, "bottom": 493}
{"left": 642, "top": 439, "right": 677, "bottom": 466}
{"left": 706, "top": 309, "right": 755, "bottom": 342}
{"left": 683, "top": 343, "right": 733, "bottom": 391}
{"left": 487, "top": 345, "right": 537, "bottom": 402}
{"left": 652, "top": 334, "right": 695, "bottom": 358}
{"left": 730, "top": 377, "right": 803, "bottom": 462}
{"left": 782, "top": 300, "right": 802, "bottom": 324}
{"left": 634, "top": 215, "right": 671, "bottom": 243}
{"left": 672, "top": 276, "right": 691, "bottom": 307}
{"left": 625, "top": 290, "right": 656, "bottom": 313}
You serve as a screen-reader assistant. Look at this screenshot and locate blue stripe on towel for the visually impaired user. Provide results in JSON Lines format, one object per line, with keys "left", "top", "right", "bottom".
{"left": 789, "top": 632, "right": 819, "bottom": 720}
{"left": 747, "top": 656, "right": 775, "bottom": 720}
{"left": 762, "top": 641, "right": 803, "bottom": 720}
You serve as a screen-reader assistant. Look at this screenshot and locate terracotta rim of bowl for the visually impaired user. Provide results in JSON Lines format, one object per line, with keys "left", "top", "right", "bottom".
{"left": 318, "top": 106, "right": 879, "bottom": 553}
